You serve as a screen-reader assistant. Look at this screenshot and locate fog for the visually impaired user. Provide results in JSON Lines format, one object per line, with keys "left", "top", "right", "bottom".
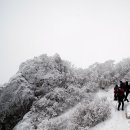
{"left": 0, "top": 0, "right": 130, "bottom": 84}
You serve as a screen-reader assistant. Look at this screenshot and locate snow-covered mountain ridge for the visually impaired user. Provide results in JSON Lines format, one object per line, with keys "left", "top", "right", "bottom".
{"left": 0, "top": 54, "right": 130, "bottom": 130}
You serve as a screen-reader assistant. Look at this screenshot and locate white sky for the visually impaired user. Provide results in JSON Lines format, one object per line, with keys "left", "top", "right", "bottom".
{"left": 0, "top": 0, "right": 130, "bottom": 84}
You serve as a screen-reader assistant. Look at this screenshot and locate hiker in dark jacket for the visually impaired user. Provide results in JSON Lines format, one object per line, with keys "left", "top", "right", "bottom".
{"left": 114, "top": 84, "right": 118, "bottom": 100}
{"left": 124, "top": 81, "right": 130, "bottom": 102}
{"left": 117, "top": 84, "right": 125, "bottom": 111}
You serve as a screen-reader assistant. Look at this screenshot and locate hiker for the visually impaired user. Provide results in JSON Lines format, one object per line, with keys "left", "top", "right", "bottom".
{"left": 114, "top": 84, "right": 118, "bottom": 100}
{"left": 117, "top": 84, "right": 125, "bottom": 111}
{"left": 124, "top": 81, "right": 130, "bottom": 102}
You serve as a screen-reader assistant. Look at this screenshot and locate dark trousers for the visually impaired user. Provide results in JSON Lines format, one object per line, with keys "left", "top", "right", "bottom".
{"left": 114, "top": 93, "right": 118, "bottom": 100}
{"left": 118, "top": 96, "right": 124, "bottom": 110}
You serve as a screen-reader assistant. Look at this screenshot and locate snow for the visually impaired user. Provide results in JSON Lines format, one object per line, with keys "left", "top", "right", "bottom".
{"left": 126, "top": 105, "right": 130, "bottom": 119}
{"left": 13, "top": 112, "right": 36, "bottom": 130}
{"left": 90, "top": 88, "right": 130, "bottom": 130}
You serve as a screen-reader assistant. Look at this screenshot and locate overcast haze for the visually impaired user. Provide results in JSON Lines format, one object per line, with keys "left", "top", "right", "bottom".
{"left": 0, "top": 0, "right": 130, "bottom": 84}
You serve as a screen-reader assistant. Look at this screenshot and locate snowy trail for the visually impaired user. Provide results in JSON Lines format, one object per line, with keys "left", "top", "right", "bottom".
{"left": 90, "top": 88, "right": 130, "bottom": 130}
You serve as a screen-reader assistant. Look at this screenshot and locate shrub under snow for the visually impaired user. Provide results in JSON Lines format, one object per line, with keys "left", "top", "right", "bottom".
{"left": 34, "top": 86, "right": 87, "bottom": 115}
{"left": 70, "top": 97, "right": 111, "bottom": 129}
{"left": 0, "top": 74, "right": 35, "bottom": 130}
{"left": 37, "top": 97, "right": 111, "bottom": 130}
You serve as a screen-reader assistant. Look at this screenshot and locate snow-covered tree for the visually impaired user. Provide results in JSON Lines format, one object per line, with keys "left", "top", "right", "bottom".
{"left": 1, "top": 53, "right": 130, "bottom": 130}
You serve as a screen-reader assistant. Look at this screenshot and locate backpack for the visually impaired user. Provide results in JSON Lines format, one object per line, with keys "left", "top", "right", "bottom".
{"left": 118, "top": 87, "right": 124, "bottom": 97}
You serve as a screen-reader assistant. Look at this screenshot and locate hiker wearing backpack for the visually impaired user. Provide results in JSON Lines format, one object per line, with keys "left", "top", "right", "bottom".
{"left": 114, "top": 84, "right": 118, "bottom": 101}
{"left": 124, "top": 81, "right": 130, "bottom": 102}
{"left": 117, "top": 81, "right": 125, "bottom": 110}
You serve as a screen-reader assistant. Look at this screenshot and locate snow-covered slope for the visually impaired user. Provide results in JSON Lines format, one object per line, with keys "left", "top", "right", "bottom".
{"left": 0, "top": 54, "right": 111, "bottom": 130}
{"left": 90, "top": 88, "right": 130, "bottom": 130}
{"left": 1, "top": 54, "right": 130, "bottom": 130}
